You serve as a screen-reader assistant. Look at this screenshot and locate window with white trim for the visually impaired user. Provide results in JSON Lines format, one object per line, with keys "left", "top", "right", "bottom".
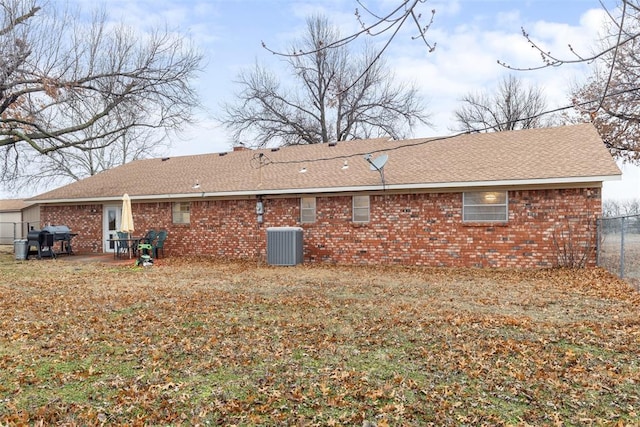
{"left": 463, "top": 191, "right": 508, "bottom": 222}
{"left": 300, "top": 197, "right": 316, "bottom": 223}
{"left": 172, "top": 202, "right": 190, "bottom": 224}
{"left": 353, "top": 195, "right": 370, "bottom": 222}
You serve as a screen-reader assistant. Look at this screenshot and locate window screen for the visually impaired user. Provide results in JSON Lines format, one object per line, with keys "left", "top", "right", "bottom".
{"left": 353, "top": 195, "right": 370, "bottom": 222}
{"left": 463, "top": 191, "right": 508, "bottom": 222}
{"left": 301, "top": 197, "right": 316, "bottom": 223}
{"left": 172, "top": 202, "right": 190, "bottom": 224}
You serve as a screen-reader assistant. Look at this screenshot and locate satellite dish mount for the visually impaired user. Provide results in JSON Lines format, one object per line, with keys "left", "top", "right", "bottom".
{"left": 364, "top": 153, "right": 388, "bottom": 190}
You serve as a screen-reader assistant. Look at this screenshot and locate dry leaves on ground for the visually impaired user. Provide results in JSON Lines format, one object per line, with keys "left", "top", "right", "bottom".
{"left": 0, "top": 256, "right": 639, "bottom": 425}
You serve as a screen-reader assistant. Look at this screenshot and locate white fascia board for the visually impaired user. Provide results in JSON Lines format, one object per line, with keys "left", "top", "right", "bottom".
{"left": 31, "top": 174, "right": 621, "bottom": 204}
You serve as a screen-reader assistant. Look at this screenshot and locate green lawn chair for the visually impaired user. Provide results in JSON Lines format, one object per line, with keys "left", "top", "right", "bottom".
{"left": 141, "top": 229, "right": 157, "bottom": 245}
{"left": 153, "top": 230, "right": 168, "bottom": 258}
{"left": 116, "top": 231, "right": 130, "bottom": 258}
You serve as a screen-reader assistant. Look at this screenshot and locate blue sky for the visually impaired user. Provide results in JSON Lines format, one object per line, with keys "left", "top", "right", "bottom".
{"left": 17, "top": 0, "right": 640, "bottom": 200}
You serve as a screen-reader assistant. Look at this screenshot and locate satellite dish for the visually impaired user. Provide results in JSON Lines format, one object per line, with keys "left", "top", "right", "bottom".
{"left": 369, "top": 154, "right": 388, "bottom": 171}
{"left": 364, "top": 153, "right": 389, "bottom": 190}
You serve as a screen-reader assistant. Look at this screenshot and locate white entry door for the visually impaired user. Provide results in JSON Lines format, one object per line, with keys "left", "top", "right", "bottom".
{"left": 103, "top": 205, "right": 122, "bottom": 253}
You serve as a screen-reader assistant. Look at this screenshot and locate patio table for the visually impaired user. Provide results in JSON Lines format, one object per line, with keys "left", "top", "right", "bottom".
{"left": 106, "top": 236, "right": 142, "bottom": 259}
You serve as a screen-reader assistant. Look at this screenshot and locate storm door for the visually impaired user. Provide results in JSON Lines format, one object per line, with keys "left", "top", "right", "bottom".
{"left": 103, "top": 205, "right": 122, "bottom": 253}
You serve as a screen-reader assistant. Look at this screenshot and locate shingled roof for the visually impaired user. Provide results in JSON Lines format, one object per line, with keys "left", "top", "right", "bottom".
{"left": 0, "top": 199, "right": 28, "bottom": 211}
{"left": 29, "top": 124, "right": 621, "bottom": 203}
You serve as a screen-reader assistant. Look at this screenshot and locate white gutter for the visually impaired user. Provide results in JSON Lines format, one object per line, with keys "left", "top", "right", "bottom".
{"left": 31, "top": 174, "right": 622, "bottom": 204}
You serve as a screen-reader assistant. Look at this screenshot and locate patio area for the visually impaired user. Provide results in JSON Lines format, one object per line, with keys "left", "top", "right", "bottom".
{"left": 59, "top": 252, "right": 136, "bottom": 264}
{"left": 0, "top": 245, "right": 153, "bottom": 265}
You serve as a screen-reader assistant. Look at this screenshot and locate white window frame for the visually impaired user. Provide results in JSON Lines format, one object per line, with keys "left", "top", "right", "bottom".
{"left": 353, "top": 195, "right": 370, "bottom": 223}
{"left": 463, "top": 191, "right": 508, "bottom": 222}
{"left": 300, "top": 197, "right": 316, "bottom": 223}
{"left": 172, "top": 202, "right": 190, "bottom": 224}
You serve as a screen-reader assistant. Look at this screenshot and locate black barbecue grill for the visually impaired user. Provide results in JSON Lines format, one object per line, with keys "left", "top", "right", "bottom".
{"left": 27, "top": 229, "right": 54, "bottom": 259}
{"left": 27, "top": 225, "right": 77, "bottom": 259}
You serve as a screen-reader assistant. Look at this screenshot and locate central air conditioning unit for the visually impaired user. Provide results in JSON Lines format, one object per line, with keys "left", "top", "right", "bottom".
{"left": 266, "top": 227, "right": 303, "bottom": 266}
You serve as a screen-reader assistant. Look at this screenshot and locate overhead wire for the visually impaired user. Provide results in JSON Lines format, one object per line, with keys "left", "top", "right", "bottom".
{"left": 255, "top": 85, "right": 640, "bottom": 168}
{"left": 253, "top": 1, "right": 639, "bottom": 168}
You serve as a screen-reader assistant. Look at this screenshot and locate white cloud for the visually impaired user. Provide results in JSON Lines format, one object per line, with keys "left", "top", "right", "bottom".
{"left": 380, "top": 3, "right": 612, "bottom": 136}
{"left": 428, "top": 0, "right": 461, "bottom": 18}
{"left": 494, "top": 10, "right": 521, "bottom": 28}
{"left": 603, "top": 162, "right": 640, "bottom": 201}
{"left": 173, "top": 115, "right": 232, "bottom": 156}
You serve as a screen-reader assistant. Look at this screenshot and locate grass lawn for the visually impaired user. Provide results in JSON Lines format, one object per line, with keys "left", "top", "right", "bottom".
{"left": 0, "top": 250, "right": 639, "bottom": 426}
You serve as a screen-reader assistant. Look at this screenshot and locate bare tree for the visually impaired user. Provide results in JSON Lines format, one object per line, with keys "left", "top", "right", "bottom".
{"left": 603, "top": 198, "right": 640, "bottom": 216}
{"left": 262, "top": 0, "right": 436, "bottom": 93}
{"left": 222, "top": 15, "right": 430, "bottom": 147}
{"left": 451, "top": 75, "right": 549, "bottom": 133}
{"left": 7, "top": 123, "right": 169, "bottom": 191}
{"left": 569, "top": 76, "right": 640, "bottom": 162}
{"left": 499, "top": 1, "right": 640, "bottom": 70}
{"left": 0, "top": 0, "right": 202, "bottom": 187}
{"left": 501, "top": 0, "right": 640, "bottom": 162}
{"left": 567, "top": 9, "right": 640, "bottom": 162}
{"left": 4, "top": 89, "right": 170, "bottom": 192}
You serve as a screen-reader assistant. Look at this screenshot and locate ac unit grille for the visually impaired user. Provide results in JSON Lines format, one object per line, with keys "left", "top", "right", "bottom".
{"left": 266, "top": 227, "right": 303, "bottom": 266}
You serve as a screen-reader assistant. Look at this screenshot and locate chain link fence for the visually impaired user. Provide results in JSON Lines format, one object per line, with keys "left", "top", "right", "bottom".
{"left": 0, "top": 222, "right": 27, "bottom": 245}
{"left": 597, "top": 214, "right": 640, "bottom": 280}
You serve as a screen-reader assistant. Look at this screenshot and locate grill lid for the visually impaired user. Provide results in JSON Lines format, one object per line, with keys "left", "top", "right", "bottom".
{"left": 27, "top": 230, "right": 42, "bottom": 240}
{"left": 42, "top": 225, "right": 71, "bottom": 234}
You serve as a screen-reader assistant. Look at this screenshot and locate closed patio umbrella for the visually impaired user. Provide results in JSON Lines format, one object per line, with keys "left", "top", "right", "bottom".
{"left": 121, "top": 193, "right": 134, "bottom": 236}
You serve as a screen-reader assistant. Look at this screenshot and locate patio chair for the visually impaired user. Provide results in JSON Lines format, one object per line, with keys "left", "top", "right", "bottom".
{"left": 153, "top": 230, "right": 168, "bottom": 258}
{"left": 116, "top": 231, "right": 130, "bottom": 257}
{"left": 141, "top": 229, "right": 157, "bottom": 245}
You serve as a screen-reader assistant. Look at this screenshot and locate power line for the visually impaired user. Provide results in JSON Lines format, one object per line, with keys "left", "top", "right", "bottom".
{"left": 259, "top": 85, "right": 640, "bottom": 167}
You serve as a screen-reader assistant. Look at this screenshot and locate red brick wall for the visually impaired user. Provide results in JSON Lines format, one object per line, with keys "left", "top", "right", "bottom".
{"left": 40, "top": 204, "right": 103, "bottom": 253}
{"left": 40, "top": 187, "right": 601, "bottom": 268}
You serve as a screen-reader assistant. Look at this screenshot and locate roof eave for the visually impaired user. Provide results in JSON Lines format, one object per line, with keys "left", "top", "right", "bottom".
{"left": 30, "top": 174, "right": 620, "bottom": 204}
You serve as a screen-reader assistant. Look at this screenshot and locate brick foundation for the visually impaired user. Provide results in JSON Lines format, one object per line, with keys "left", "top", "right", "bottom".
{"left": 40, "top": 187, "right": 601, "bottom": 268}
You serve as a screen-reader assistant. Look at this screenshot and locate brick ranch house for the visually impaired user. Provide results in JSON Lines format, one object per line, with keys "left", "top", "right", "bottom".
{"left": 28, "top": 124, "right": 621, "bottom": 267}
